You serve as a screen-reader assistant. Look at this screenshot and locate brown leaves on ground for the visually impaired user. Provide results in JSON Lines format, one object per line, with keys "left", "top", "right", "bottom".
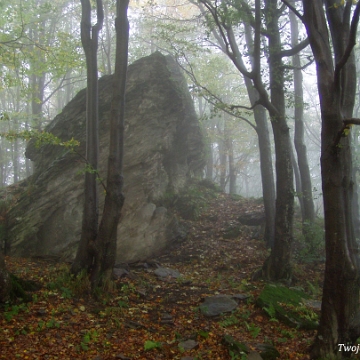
{"left": 0, "top": 193, "right": 323, "bottom": 359}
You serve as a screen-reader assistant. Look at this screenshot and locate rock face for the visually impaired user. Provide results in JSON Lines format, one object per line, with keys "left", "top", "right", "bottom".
{"left": 5, "top": 52, "right": 205, "bottom": 263}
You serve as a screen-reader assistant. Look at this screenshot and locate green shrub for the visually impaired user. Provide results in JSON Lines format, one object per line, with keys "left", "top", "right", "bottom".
{"left": 159, "top": 180, "right": 219, "bottom": 220}
{"left": 294, "top": 218, "right": 325, "bottom": 263}
{"left": 257, "top": 284, "right": 318, "bottom": 330}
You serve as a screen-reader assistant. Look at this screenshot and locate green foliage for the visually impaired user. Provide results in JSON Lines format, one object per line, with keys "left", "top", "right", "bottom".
{"left": 80, "top": 330, "right": 99, "bottom": 351}
{"left": 9, "top": 274, "right": 39, "bottom": 302}
{"left": 222, "top": 334, "right": 248, "bottom": 360}
{"left": 0, "top": 130, "right": 80, "bottom": 150}
{"left": 37, "top": 317, "right": 61, "bottom": 331}
{"left": 198, "top": 330, "right": 209, "bottom": 339}
{"left": 263, "top": 302, "right": 278, "bottom": 322}
{"left": 161, "top": 180, "right": 219, "bottom": 220}
{"left": 3, "top": 303, "right": 29, "bottom": 322}
{"left": 144, "top": 340, "right": 162, "bottom": 351}
{"left": 257, "top": 284, "right": 318, "bottom": 330}
{"left": 294, "top": 218, "right": 325, "bottom": 263}
{"left": 244, "top": 321, "right": 261, "bottom": 338}
{"left": 46, "top": 265, "right": 90, "bottom": 298}
{"left": 219, "top": 313, "right": 240, "bottom": 328}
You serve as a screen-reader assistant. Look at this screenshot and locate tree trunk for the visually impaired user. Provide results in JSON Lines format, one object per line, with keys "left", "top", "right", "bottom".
{"left": 224, "top": 113, "right": 236, "bottom": 194}
{"left": 0, "top": 252, "right": 11, "bottom": 303}
{"left": 71, "top": 0, "right": 104, "bottom": 276}
{"left": 254, "top": 106, "right": 275, "bottom": 248}
{"left": 351, "top": 130, "right": 360, "bottom": 239}
{"left": 260, "top": 0, "right": 294, "bottom": 280}
{"left": 205, "top": 137, "right": 214, "bottom": 181}
{"left": 244, "top": 23, "right": 276, "bottom": 248}
{"left": 302, "top": 0, "right": 360, "bottom": 357}
{"left": 217, "top": 116, "right": 227, "bottom": 192}
{"left": 290, "top": 3, "right": 315, "bottom": 231}
{"left": 291, "top": 145, "right": 304, "bottom": 219}
{"left": 228, "top": 136, "right": 236, "bottom": 194}
{"left": 90, "top": 0, "right": 129, "bottom": 289}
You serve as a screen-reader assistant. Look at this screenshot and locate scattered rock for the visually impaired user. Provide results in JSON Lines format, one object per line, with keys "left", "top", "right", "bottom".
{"left": 160, "top": 312, "right": 173, "bottom": 324}
{"left": 113, "top": 268, "right": 129, "bottom": 279}
{"left": 154, "top": 267, "right": 181, "bottom": 279}
{"left": 255, "top": 343, "right": 280, "bottom": 360}
{"left": 238, "top": 212, "right": 265, "bottom": 226}
{"left": 178, "top": 339, "right": 199, "bottom": 351}
{"left": 247, "top": 352, "right": 263, "bottom": 360}
{"left": 136, "top": 288, "right": 147, "bottom": 297}
{"left": 36, "top": 308, "right": 47, "bottom": 317}
{"left": 124, "top": 321, "right": 145, "bottom": 329}
{"left": 223, "top": 224, "right": 241, "bottom": 239}
{"left": 200, "top": 295, "right": 238, "bottom": 316}
{"left": 115, "top": 355, "right": 130, "bottom": 360}
{"left": 303, "top": 299, "right": 321, "bottom": 311}
{"left": 232, "top": 293, "right": 250, "bottom": 302}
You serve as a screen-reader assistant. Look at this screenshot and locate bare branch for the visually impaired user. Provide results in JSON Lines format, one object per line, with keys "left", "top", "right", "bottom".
{"left": 334, "top": 1, "right": 360, "bottom": 88}
{"left": 280, "top": 38, "right": 309, "bottom": 58}
{"left": 281, "top": 0, "right": 304, "bottom": 21}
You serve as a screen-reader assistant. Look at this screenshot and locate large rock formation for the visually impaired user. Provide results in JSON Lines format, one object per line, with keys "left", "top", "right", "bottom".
{"left": 5, "top": 52, "right": 205, "bottom": 263}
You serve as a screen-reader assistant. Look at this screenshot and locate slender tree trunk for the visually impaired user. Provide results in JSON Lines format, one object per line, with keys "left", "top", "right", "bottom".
{"left": 244, "top": 24, "right": 275, "bottom": 248}
{"left": 290, "top": 3, "right": 315, "bottom": 231}
{"left": 216, "top": 116, "right": 227, "bottom": 192}
{"left": 254, "top": 107, "right": 275, "bottom": 248}
{"left": 102, "top": 2, "right": 113, "bottom": 75}
{"left": 219, "top": 142, "right": 226, "bottom": 192}
{"left": 259, "top": 0, "right": 294, "bottom": 280}
{"left": 0, "top": 252, "right": 10, "bottom": 303}
{"left": 206, "top": 139, "right": 214, "bottom": 181}
{"left": 71, "top": 0, "right": 104, "bottom": 276}
{"left": 291, "top": 146, "right": 304, "bottom": 219}
{"left": 90, "top": 0, "right": 129, "bottom": 289}
{"left": 352, "top": 130, "right": 360, "bottom": 239}
{"left": 228, "top": 136, "right": 236, "bottom": 194}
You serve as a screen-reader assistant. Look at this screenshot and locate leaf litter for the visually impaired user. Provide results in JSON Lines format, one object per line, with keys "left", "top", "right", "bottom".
{"left": 0, "top": 192, "right": 324, "bottom": 359}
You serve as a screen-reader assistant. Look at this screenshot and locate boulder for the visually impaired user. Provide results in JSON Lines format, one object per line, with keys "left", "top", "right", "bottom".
{"left": 200, "top": 295, "right": 238, "bottom": 316}
{"left": 4, "top": 52, "right": 205, "bottom": 263}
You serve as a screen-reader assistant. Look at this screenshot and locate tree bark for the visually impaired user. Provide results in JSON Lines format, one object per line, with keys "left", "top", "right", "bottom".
{"left": 260, "top": 0, "right": 294, "bottom": 280}
{"left": 243, "top": 23, "right": 276, "bottom": 248}
{"left": 0, "top": 252, "right": 11, "bottom": 303}
{"left": 71, "top": 0, "right": 104, "bottom": 276}
{"left": 227, "top": 135, "right": 236, "bottom": 194}
{"left": 301, "top": 0, "right": 360, "bottom": 357}
{"left": 289, "top": 2, "right": 315, "bottom": 231}
{"left": 291, "top": 145, "right": 304, "bottom": 218}
{"left": 90, "top": 0, "right": 129, "bottom": 289}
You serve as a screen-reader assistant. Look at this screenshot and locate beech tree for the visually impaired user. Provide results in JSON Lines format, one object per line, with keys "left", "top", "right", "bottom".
{"left": 89, "top": 0, "right": 129, "bottom": 288}
{"left": 71, "top": 0, "right": 104, "bottom": 276}
{"left": 289, "top": 1, "right": 315, "bottom": 232}
{"left": 198, "top": 0, "right": 311, "bottom": 279}
{"left": 300, "top": 0, "right": 360, "bottom": 357}
{"left": 71, "top": 0, "right": 129, "bottom": 289}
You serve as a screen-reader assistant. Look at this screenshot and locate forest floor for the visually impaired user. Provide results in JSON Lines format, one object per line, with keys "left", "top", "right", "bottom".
{"left": 0, "top": 191, "right": 325, "bottom": 360}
